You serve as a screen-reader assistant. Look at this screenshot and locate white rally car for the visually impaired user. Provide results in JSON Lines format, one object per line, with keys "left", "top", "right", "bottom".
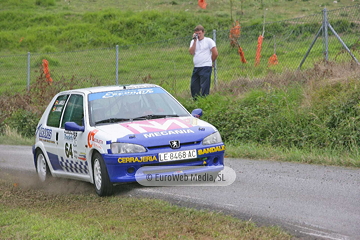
{"left": 33, "top": 84, "right": 225, "bottom": 196}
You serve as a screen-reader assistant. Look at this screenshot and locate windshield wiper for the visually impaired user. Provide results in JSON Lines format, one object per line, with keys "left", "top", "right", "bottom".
{"left": 95, "top": 118, "right": 131, "bottom": 124}
{"left": 132, "top": 114, "right": 180, "bottom": 120}
{"left": 131, "top": 116, "right": 149, "bottom": 121}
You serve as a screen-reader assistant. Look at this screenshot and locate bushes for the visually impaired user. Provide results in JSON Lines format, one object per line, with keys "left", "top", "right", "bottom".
{"left": 182, "top": 75, "right": 360, "bottom": 152}
{"left": 2, "top": 58, "right": 360, "bottom": 153}
{"left": 0, "top": 65, "right": 93, "bottom": 138}
{"left": 3, "top": 109, "right": 39, "bottom": 138}
{"left": 35, "top": 0, "right": 55, "bottom": 7}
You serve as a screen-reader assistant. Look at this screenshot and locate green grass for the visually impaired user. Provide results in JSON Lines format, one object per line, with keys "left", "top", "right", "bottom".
{"left": 225, "top": 142, "right": 360, "bottom": 167}
{"left": 2, "top": 0, "right": 357, "bottom": 22}
{"left": 2, "top": 0, "right": 360, "bottom": 95}
{"left": 2, "top": 29, "right": 358, "bottom": 96}
{"left": 0, "top": 175, "right": 293, "bottom": 239}
{"left": 0, "top": 127, "right": 33, "bottom": 146}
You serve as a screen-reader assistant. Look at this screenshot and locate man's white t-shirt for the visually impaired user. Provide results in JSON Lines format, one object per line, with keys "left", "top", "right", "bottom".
{"left": 190, "top": 37, "right": 216, "bottom": 67}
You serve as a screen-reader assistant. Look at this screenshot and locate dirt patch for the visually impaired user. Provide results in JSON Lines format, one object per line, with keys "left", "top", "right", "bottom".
{"left": 0, "top": 168, "right": 94, "bottom": 196}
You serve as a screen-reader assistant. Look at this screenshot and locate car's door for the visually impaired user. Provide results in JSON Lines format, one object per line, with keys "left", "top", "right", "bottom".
{"left": 43, "top": 94, "right": 69, "bottom": 171}
{"left": 57, "top": 93, "right": 90, "bottom": 177}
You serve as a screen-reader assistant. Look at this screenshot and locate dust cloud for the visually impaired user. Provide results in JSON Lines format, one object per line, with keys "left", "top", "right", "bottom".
{"left": 0, "top": 168, "right": 94, "bottom": 195}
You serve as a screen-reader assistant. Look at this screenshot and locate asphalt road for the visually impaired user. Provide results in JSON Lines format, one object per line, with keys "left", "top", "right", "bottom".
{"left": 1, "top": 144, "right": 359, "bottom": 239}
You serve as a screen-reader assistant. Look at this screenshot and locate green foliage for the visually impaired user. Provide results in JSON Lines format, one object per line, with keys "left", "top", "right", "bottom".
{"left": 33, "top": 55, "right": 60, "bottom": 67}
{"left": 40, "top": 45, "right": 58, "bottom": 53}
{"left": 35, "top": 0, "right": 55, "bottom": 7}
{"left": 4, "top": 109, "right": 38, "bottom": 138}
{"left": 287, "top": 23, "right": 320, "bottom": 38}
{"left": 182, "top": 79, "right": 360, "bottom": 156}
{"left": 0, "top": 8, "right": 231, "bottom": 52}
{"left": 309, "top": 80, "right": 360, "bottom": 149}
{"left": 0, "top": 64, "right": 99, "bottom": 138}
{"left": 329, "top": 19, "right": 352, "bottom": 33}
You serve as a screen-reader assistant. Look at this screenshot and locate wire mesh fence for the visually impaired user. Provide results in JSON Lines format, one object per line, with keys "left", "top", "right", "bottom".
{"left": 1, "top": 5, "right": 360, "bottom": 98}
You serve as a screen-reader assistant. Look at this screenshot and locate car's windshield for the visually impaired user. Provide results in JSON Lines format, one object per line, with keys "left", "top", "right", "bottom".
{"left": 88, "top": 87, "right": 189, "bottom": 126}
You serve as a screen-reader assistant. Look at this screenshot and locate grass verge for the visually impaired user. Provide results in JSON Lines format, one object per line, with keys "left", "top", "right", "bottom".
{"left": 0, "top": 126, "right": 33, "bottom": 146}
{"left": 225, "top": 142, "right": 360, "bottom": 168}
{"left": 0, "top": 171, "right": 293, "bottom": 240}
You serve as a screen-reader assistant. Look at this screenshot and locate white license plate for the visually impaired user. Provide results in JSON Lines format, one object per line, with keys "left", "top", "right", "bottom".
{"left": 159, "top": 149, "right": 197, "bottom": 162}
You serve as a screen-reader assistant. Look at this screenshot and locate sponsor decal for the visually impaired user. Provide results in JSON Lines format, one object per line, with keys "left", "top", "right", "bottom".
{"left": 118, "top": 155, "right": 157, "bottom": 164}
{"left": 198, "top": 145, "right": 225, "bottom": 155}
{"left": 35, "top": 124, "right": 42, "bottom": 136}
{"left": 122, "top": 118, "right": 193, "bottom": 134}
{"left": 52, "top": 106, "right": 63, "bottom": 112}
{"left": 144, "top": 129, "right": 195, "bottom": 138}
{"left": 38, "top": 127, "right": 52, "bottom": 139}
{"left": 56, "top": 100, "right": 66, "bottom": 105}
{"left": 65, "top": 143, "right": 73, "bottom": 158}
{"left": 87, "top": 129, "right": 103, "bottom": 149}
{"left": 64, "top": 132, "right": 75, "bottom": 141}
{"left": 89, "top": 88, "right": 164, "bottom": 101}
{"left": 102, "top": 89, "right": 154, "bottom": 98}
{"left": 78, "top": 153, "right": 86, "bottom": 161}
{"left": 52, "top": 100, "right": 66, "bottom": 112}
{"left": 39, "top": 139, "right": 55, "bottom": 144}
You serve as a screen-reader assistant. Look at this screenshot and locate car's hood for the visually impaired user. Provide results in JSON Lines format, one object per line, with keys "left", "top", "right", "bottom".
{"left": 95, "top": 117, "right": 216, "bottom": 147}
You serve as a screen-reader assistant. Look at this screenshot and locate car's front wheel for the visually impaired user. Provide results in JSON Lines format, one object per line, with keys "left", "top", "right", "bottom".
{"left": 93, "top": 152, "right": 113, "bottom": 196}
{"left": 36, "top": 149, "right": 51, "bottom": 182}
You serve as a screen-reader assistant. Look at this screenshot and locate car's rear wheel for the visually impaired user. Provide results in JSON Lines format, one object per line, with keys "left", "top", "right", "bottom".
{"left": 93, "top": 152, "right": 113, "bottom": 196}
{"left": 36, "top": 149, "right": 51, "bottom": 182}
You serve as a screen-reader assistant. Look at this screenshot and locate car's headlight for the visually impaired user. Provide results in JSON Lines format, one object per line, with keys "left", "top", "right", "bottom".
{"left": 202, "top": 131, "right": 222, "bottom": 145}
{"left": 111, "top": 143, "right": 146, "bottom": 154}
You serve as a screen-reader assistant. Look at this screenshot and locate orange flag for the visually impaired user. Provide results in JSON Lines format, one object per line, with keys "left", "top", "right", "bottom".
{"left": 238, "top": 47, "right": 247, "bottom": 63}
{"left": 42, "top": 59, "right": 53, "bottom": 84}
{"left": 255, "top": 35, "right": 264, "bottom": 66}
{"left": 268, "top": 53, "right": 278, "bottom": 66}
{"left": 198, "top": 0, "right": 207, "bottom": 9}
{"left": 229, "top": 21, "right": 241, "bottom": 47}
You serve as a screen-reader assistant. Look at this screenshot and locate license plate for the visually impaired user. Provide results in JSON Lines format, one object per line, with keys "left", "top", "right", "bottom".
{"left": 159, "top": 149, "right": 197, "bottom": 162}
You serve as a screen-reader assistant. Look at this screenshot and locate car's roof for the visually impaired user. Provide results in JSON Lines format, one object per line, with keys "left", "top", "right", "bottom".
{"left": 59, "top": 84, "right": 162, "bottom": 95}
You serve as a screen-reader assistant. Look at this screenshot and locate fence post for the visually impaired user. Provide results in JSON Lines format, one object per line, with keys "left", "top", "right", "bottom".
{"left": 27, "top": 52, "right": 30, "bottom": 91}
{"left": 299, "top": 8, "right": 359, "bottom": 69}
{"left": 212, "top": 29, "right": 217, "bottom": 86}
{"left": 323, "top": 8, "right": 329, "bottom": 61}
{"left": 116, "top": 45, "right": 119, "bottom": 85}
{"left": 328, "top": 23, "right": 359, "bottom": 65}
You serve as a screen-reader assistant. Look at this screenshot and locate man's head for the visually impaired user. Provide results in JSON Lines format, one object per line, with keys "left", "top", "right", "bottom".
{"left": 194, "top": 25, "right": 205, "bottom": 40}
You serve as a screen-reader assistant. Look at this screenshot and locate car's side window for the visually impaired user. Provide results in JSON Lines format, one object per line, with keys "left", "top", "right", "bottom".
{"left": 47, "top": 95, "right": 69, "bottom": 127}
{"left": 61, "top": 94, "right": 84, "bottom": 128}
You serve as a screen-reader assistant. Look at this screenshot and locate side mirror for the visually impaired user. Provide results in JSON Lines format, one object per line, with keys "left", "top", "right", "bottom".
{"left": 191, "top": 108, "right": 203, "bottom": 118}
{"left": 65, "top": 122, "right": 85, "bottom": 132}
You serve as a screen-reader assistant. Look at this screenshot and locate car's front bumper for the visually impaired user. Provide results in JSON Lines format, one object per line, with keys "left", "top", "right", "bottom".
{"left": 102, "top": 144, "right": 225, "bottom": 183}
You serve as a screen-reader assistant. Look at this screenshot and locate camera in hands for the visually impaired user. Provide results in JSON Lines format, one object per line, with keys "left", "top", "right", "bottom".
{"left": 193, "top": 33, "right": 198, "bottom": 40}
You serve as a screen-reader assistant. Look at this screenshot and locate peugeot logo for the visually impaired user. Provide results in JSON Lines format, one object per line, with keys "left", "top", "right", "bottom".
{"left": 169, "top": 140, "right": 180, "bottom": 149}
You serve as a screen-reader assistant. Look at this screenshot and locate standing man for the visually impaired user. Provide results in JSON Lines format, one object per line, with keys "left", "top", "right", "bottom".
{"left": 189, "top": 25, "right": 218, "bottom": 100}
